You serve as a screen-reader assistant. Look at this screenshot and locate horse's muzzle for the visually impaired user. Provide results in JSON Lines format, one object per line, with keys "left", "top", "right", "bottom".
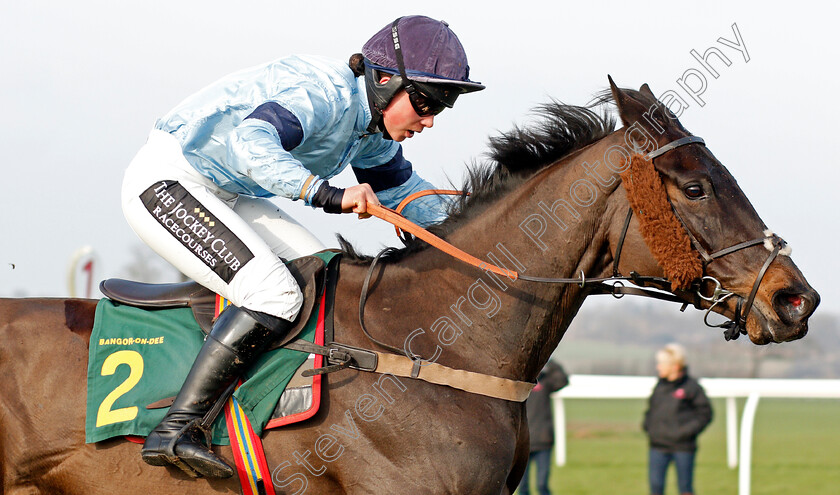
{"left": 747, "top": 285, "right": 819, "bottom": 344}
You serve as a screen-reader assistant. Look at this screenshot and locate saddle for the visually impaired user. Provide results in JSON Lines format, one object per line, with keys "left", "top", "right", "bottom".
{"left": 100, "top": 255, "right": 326, "bottom": 351}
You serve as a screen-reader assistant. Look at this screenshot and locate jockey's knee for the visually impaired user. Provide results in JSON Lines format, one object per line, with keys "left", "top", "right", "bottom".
{"left": 229, "top": 254, "right": 305, "bottom": 322}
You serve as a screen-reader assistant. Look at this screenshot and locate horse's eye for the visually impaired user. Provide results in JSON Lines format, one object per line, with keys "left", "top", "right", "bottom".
{"left": 684, "top": 184, "right": 706, "bottom": 199}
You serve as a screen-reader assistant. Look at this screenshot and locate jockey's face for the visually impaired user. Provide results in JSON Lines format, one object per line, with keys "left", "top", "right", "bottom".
{"left": 380, "top": 75, "right": 435, "bottom": 142}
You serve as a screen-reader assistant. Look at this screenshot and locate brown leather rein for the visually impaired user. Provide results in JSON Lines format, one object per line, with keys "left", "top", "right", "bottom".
{"left": 365, "top": 135, "right": 788, "bottom": 341}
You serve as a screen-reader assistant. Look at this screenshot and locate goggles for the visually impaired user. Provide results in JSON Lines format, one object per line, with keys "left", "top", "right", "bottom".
{"left": 366, "top": 61, "right": 460, "bottom": 117}
{"left": 404, "top": 79, "right": 459, "bottom": 117}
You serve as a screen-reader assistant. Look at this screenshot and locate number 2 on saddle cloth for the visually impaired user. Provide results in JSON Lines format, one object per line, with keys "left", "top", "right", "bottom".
{"left": 85, "top": 251, "right": 340, "bottom": 447}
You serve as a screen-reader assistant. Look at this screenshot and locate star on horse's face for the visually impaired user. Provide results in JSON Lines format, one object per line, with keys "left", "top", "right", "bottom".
{"left": 610, "top": 79, "right": 819, "bottom": 344}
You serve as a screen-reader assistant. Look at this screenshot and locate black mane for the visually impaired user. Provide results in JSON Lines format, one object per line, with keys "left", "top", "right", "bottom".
{"left": 340, "top": 100, "right": 616, "bottom": 263}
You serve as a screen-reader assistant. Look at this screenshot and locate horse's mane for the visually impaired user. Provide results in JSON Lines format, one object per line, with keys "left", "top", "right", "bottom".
{"left": 340, "top": 99, "right": 617, "bottom": 262}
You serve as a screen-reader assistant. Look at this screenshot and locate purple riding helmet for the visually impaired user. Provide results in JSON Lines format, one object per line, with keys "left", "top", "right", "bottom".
{"left": 361, "top": 15, "right": 485, "bottom": 135}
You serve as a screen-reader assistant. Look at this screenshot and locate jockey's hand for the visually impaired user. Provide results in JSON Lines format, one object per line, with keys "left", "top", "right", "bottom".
{"left": 341, "top": 184, "right": 379, "bottom": 219}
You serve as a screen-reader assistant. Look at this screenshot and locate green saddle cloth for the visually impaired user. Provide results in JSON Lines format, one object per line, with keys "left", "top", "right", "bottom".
{"left": 84, "top": 300, "right": 317, "bottom": 446}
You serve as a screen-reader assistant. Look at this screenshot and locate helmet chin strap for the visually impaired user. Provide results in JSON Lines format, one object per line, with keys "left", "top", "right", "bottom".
{"left": 364, "top": 17, "right": 410, "bottom": 139}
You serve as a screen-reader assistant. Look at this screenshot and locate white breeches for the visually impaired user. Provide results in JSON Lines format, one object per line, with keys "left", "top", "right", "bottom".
{"left": 121, "top": 130, "right": 326, "bottom": 321}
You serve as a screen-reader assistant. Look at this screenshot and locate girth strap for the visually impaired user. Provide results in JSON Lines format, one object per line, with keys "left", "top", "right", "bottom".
{"left": 285, "top": 339, "right": 534, "bottom": 402}
{"left": 373, "top": 352, "right": 535, "bottom": 402}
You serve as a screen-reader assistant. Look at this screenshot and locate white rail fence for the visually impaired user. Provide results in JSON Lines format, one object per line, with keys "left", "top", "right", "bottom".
{"left": 551, "top": 375, "right": 840, "bottom": 495}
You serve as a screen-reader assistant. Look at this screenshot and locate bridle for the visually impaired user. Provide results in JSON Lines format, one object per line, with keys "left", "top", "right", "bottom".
{"left": 360, "top": 135, "right": 788, "bottom": 350}
{"left": 611, "top": 135, "right": 788, "bottom": 340}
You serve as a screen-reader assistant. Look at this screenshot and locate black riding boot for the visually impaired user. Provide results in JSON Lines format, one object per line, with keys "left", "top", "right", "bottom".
{"left": 141, "top": 305, "right": 292, "bottom": 478}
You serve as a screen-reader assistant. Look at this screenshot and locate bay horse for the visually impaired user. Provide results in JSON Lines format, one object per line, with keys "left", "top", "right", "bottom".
{"left": 0, "top": 80, "right": 819, "bottom": 494}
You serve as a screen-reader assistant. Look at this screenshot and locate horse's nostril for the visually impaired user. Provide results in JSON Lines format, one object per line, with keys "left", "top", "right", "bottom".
{"left": 774, "top": 288, "right": 819, "bottom": 325}
{"left": 785, "top": 294, "right": 803, "bottom": 309}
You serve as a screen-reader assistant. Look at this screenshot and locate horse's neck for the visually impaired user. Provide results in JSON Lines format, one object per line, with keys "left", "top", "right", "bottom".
{"left": 370, "top": 133, "right": 626, "bottom": 382}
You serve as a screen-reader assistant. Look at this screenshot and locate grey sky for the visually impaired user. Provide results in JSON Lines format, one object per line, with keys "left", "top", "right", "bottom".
{"left": 1, "top": 1, "right": 837, "bottom": 316}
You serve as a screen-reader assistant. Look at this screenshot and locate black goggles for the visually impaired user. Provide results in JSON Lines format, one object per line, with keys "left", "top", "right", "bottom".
{"left": 404, "top": 80, "right": 460, "bottom": 117}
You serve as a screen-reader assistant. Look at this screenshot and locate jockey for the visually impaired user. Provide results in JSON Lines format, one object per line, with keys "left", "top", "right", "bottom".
{"left": 120, "top": 15, "right": 483, "bottom": 478}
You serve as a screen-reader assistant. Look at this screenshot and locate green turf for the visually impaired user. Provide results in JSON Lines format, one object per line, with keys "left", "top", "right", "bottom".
{"left": 516, "top": 398, "right": 840, "bottom": 494}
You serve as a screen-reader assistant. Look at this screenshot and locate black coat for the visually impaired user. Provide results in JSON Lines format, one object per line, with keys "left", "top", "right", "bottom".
{"left": 525, "top": 361, "right": 569, "bottom": 452}
{"left": 643, "top": 371, "right": 712, "bottom": 452}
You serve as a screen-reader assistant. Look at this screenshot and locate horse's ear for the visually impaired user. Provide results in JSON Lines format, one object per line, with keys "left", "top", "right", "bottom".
{"left": 608, "top": 75, "right": 649, "bottom": 128}
{"left": 639, "top": 83, "right": 656, "bottom": 100}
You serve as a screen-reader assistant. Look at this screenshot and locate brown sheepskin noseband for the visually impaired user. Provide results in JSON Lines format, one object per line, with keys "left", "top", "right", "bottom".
{"left": 620, "top": 154, "right": 703, "bottom": 289}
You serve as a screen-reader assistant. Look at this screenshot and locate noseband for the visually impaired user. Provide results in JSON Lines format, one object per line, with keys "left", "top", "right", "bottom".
{"left": 629, "top": 136, "right": 788, "bottom": 340}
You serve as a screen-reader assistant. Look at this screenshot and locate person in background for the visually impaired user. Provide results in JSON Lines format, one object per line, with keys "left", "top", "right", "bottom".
{"left": 643, "top": 343, "right": 712, "bottom": 495}
{"left": 518, "top": 360, "right": 569, "bottom": 495}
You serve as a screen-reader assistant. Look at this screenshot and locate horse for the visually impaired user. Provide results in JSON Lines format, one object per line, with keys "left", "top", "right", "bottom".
{"left": 0, "top": 80, "right": 819, "bottom": 494}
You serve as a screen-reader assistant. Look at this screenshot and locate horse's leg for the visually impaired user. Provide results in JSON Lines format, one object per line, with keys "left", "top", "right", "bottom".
{"left": 505, "top": 405, "right": 530, "bottom": 495}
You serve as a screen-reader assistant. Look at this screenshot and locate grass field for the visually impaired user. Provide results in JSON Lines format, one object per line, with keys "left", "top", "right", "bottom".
{"left": 516, "top": 398, "right": 840, "bottom": 494}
